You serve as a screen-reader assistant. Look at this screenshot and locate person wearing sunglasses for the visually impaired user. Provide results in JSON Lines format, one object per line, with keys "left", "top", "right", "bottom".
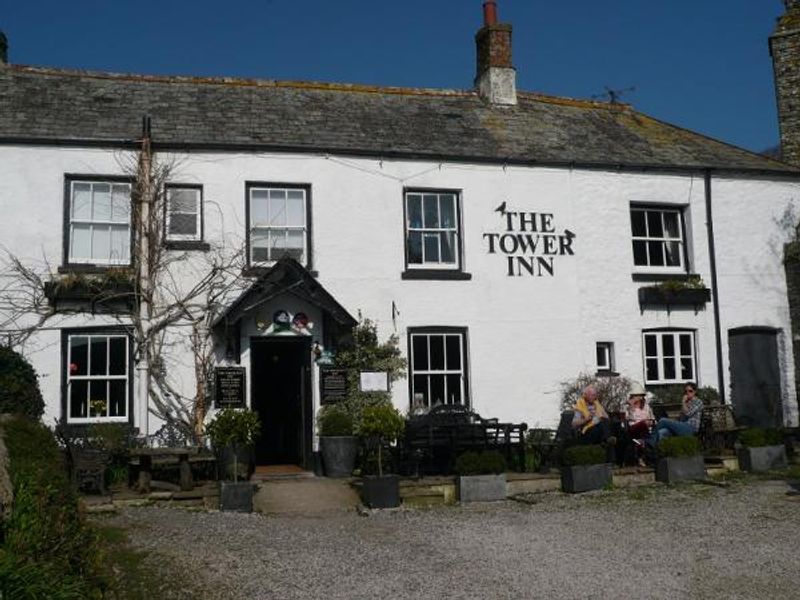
{"left": 652, "top": 382, "right": 704, "bottom": 442}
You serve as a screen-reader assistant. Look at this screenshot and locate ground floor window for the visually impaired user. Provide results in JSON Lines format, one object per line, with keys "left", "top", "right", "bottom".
{"left": 643, "top": 329, "right": 695, "bottom": 385}
{"left": 65, "top": 331, "right": 130, "bottom": 423}
{"left": 408, "top": 327, "right": 469, "bottom": 408}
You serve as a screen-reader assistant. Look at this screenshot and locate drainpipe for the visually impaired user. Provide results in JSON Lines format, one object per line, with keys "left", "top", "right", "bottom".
{"left": 704, "top": 169, "right": 726, "bottom": 403}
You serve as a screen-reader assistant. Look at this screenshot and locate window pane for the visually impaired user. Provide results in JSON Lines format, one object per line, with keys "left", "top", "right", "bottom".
{"left": 423, "top": 233, "right": 440, "bottom": 263}
{"left": 71, "top": 225, "right": 91, "bottom": 260}
{"left": 92, "top": 184, "right": 111, "bottom": 221}
{"left": 109, "top": 380, "right": 126, "bottom": 417}
{"left": 69, "top": 380, "right": 88, "bottom": 418}
{"left": 251, "top": 230, "right": 270, "bottom": 262}
{"left": 440, "top": 232, "right": 455, "bottom": 264}
{"left": 630, "top": 210, "right": 646, "bottom": 237}
{"left": 72, "top": 183, "right": 92, "bottom": 220}
{"left": 440, "top": 195, "right": 455, "bottom": 228}
{"left": 681, "top": 358, "right": 693, "bottom": 380}
{"left": 70, "top": 337, "right": 88, "bottom": 376}
{"left": 89, "top": 380, "right": 108, "bottom": 417}
{"left": 665, "top": 242, "right": 681, "bottom": 267}
{"left": 413, "top": 375, "right": 428, "bottom": 405}
{"left": 286, "top": 193, "right": 305, "bottom": 226}
{"left": 662, "top": 335, "right": 675, "bottom": 357}
{"left": 430, "top": 374, "right": 445, "bottom": 405}
{"left": 407, "top": 231, "right": 423, "bottom": 264}
{"left": 285, "top": 231, "right": 304, "bottom": 261}
{"left": 446, "top": 375, "right": 462, "bottom": 404}
{"left": 445, "top": 335, "right": 461, "bottom": 370}
{"left": 269, "top": 190, "right": 286, "bottom": 226}
{"left": 90, "top": 337, "right": 108, "bottom": 376}
{"left": 250, "top": 190, "right": 270, "bottom": 225}
{"left": 111, "top": 185, "right": 131, "bottom": 222}
{"left": 169, "top": 189, "right": 197, "bottom": 214}
{"left": 429, "top": 335, "right": 445, "bottom": 370}
{"left": 92, "top": 226, "right": 111, "bottom": 261}
{"left": 412, "top": 335, "right": 428, "bottom": 370}
{"left": 632, "top": 241, "right": 648, "bottom": 266}
{"left": 596, "top": 344, "right": 608, "bottom": 368}
{"left": 679, "top": 334, "right": 692, "bottom": 356}
{"left": 648, "top": 241, "right": 664, "bottom": 266}
{"left": 110, "top": 226, "right": 130, "bottom": 262}
{"left": 646, "top": 359, "right": 659, "bottom": 382}
{"left": 663, "top": 358, "right": 676, "bottom": 380}
{"left": 423, "top": 195, "right": 439, "bottom": 228}
{"left": 109, "top": 337, "right": 126, "bottom": 376}
{"left": 644, "top": 334, "right": 657, "bottom": 357}
{"left": 407, "top": 195, "right": 423, "bottom": 228}
{"left": 663, "top": 212, "right": 680, "bottom": 238}
{"left": 646, "top": 211, "right": 663, "bottom": 237}
{"left": 169, "top": 214, "right": 197, "bottom": 236}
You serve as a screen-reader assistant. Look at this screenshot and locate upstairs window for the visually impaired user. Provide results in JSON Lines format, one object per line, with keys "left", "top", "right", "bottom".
{"left": 596, "top": 342, "right": 615, "bottom": 372}
{"left": 165, "top": 185, "right": 203, "bottom": 243}
{"left": 67, "top": 179, "right": 131, "bottom": 265}
{"left": 643, "top": 330, "right": 696, "bottom": 385}
{"left": 248, "top": 184, "right": 309, "bottom": 266}
{"left": 630, "top": 206, "right": 685, "bottom": 272}
{"left": 408, "top": 328, "right": 469, "bottom": 408}
{"left": 405, "top": 190, "right": 461, "bottom": 270}
{"left": 66, "top": 332, "right": 130, "bottom": 423}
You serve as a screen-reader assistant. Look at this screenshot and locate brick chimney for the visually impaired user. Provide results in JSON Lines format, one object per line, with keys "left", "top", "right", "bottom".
{"left": 770, "top": 1, "right": 800, "bottom": 165}
{"left": 0, "top": 32, "right": 7, "bottom": 65}
{"left": 475, "top": 1, "right": 516, "bottom": 106}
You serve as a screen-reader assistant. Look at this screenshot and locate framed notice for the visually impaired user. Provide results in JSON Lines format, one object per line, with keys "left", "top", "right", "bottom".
{"left": 359, "top": 371, "right": 389, "bottom": 392}
{"left": 214, "top": 367, "right": 246, "bottom": 409}
{"left": 320, "top": 367, "right": 348, "bottom": 405}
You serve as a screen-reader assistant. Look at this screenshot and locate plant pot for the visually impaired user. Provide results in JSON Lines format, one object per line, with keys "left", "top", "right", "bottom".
{"left": 458, "top": 474, "right": 507, "bottom": 502}
{"left": 655, "top": 455, "right": 705, "bottom": 483}
{"left": 219, "top": 480, "right": 255, "bottom": 512}
{"left": 737, "top": 445, "right": 788, "bottom": 472}
{"left": 319, "top": 436, "right": 357, "bottom": 478}
{"left": 561, "top": 464, "right": 613, "bottom": 493}
{"left": 218, "top": 444, "right": 255, "bottom": 481}
{"left": 361, "top": 475, "right": 400, "bottom": 508}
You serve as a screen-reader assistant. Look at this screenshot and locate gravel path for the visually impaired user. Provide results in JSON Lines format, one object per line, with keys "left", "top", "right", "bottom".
{"left": 102, "top": 480, "right": 800, "bottom": 599}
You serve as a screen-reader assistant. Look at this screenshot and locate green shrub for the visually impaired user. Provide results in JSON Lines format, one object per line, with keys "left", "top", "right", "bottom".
{"left": 454, "top": 451, "right": 507, "bottom": 475}
{"left": 738, "top": 427, "right": 784, "bottom": 448}
{"left": 317, "top": 404, "right": 354, "bottom": 437}
{"left": 205, "top": 408, "right": 261, "bottom": 448}
{"left": 359, "top": 404, "right": 405, "bottom": 477}
{"left": 657, "top": 436, "right": 700, "bottom": 458}
{"left": 559, "top": 373, "right": 634, "bottom": 414}
{"left": 563, "top": 445, "right": 606, "bottom": 466}
{"left": 0, "top": 346, "right": 45, "bottom": 419}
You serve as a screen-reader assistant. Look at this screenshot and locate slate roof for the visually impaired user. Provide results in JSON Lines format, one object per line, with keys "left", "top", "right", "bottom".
{"left": 0, "top": 63, "right": 795, "bottom": 173}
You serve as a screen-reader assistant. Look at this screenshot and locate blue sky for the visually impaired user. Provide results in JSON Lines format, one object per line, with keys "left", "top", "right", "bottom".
{"left": 0, "top": 0, "right": 787, "bottom": 153}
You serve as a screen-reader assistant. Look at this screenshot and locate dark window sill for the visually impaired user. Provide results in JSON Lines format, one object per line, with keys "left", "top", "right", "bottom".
{"left": 242, "top": 266, "right": 317, "bottom": 278}
{"left": 631, "top": 272, "right": 698, "bottom": 282}
{"left": 58, "top": 264, "right": 133, "bottom": 274}
{"left": 401, "top": 270, "right": 472, "bottom": 281}
{"left": 164, "top": 240, "right": 210, "bottom": 252}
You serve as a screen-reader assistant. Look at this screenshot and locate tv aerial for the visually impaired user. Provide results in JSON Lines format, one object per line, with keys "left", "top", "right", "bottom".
{"left": 591, "top": 85, "right": 636, "bottom": 104}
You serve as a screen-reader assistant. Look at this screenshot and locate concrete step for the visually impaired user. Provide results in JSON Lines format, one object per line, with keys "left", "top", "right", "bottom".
{"left": 253, "top": 477, "right": 359, "bottom": 515}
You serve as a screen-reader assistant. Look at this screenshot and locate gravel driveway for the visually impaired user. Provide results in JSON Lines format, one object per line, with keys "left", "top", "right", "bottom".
{"left": 102, "top": 479, "right": 800, "bottom": 599}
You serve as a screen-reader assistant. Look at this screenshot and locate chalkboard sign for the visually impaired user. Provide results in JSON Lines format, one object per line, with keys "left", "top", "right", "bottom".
{"left": 320, "top": 367, "right": 348, "bottom": 405}
{"left": 214, "top": 367, "right": 246, "bottom": 408}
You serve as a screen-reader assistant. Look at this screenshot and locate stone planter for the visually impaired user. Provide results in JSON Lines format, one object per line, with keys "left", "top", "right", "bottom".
{"left": 561, "top": 464, "right": 613, "bottom": 493}
{"left": 361, "top": 475, "right": 400, "bottom": 508}
{"left": 218, "top": 444, "right": 255, "bottom": 481}
{"left": 319, "top": 436, "right": 358, "bottom": 478}
{"left": 219, "top": 481, "right": 255, "bottom": 512}
{"left": 737, "top": 445, "right": 788, "bottom": 472}
{"left": 457, "top": 474, "right": 507, "bottom": 502}
{"left": 655, "top": 455, "right": 705, "bottom": 483}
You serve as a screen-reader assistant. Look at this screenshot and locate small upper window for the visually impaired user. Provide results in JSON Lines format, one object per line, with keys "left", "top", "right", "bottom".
{"left": 248, "top": 184, "right": 309, "bottom": 266}
{"left": 630, "top": 206, "right": 685, "bottom": 272}
{"left": 596, "top": 342, "right": 614, "bottom": 372}
{"left": 67, "top": 179, "right": 131, "bottom": 265}
{"left": 405, "top": 191, "right": 461, "bottom": 270}
{"left": 165, "top": 185, "right": 202, "bottom": 242}
{"left": 643, "top": 330, "right": 695, "bottom": 385}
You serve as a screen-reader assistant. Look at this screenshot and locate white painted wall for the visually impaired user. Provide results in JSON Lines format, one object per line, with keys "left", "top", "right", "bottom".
{"left": 1, "top": 145, "right": 798, "bottom": 433}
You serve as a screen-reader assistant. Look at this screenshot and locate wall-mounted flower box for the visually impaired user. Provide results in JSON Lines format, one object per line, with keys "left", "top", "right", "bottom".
{"left": 44, "top": 274, "right": 137, "bottom": 312}
{"left": 638, "top": 286, "right": 711, "bottom": 307}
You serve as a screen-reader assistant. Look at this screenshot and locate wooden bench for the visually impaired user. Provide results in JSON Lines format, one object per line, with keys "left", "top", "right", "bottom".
{"left": 128, "top": 447, "right": 214, "bottom": 493}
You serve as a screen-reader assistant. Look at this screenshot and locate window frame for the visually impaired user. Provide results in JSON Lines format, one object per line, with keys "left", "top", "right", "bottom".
{"left": 164, "top": 183, "right": 204, "bottom": 247}
{"left": 61, "top": 327, "right": 133, "bottom": 425}
{"left": 402, "top": 188, "right": 467, "bottom": 278}
{"left": 245, "top": 182, "right": 312, "bottom": 270}
{"left": 63, "top": 174, "right": 134, "bottom": 268}
{"left": 629, "top": 204, "right": 688, "bottom": 274}
{"left": 596, "top": 341, "right": 615, "bottom": 372}
{"left": 407, "top": 326, "right": 470, "bottom": 409}
{"left": 642, "top": 329, "right": 697, "bottom": 385}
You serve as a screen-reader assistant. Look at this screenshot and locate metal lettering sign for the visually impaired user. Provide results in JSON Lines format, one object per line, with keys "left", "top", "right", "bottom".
{"left": 320, "top": 367, "right": 348, "bottom": 405}
{"left": 214, "top": 367, "right": 246, "bottom": 409}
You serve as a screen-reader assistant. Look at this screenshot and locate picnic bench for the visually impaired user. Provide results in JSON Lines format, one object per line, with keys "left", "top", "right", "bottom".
{"left": 402, "top": 404, "right": 527, "bottom": 475}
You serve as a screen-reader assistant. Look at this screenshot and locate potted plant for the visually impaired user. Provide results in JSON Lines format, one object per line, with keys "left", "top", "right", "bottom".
{"left": 561, "top": 445, "right": 612, "bottom": 493}
{"left": 638, "top": 277, "right": 711, "bottom": 307}
{"left": 205, "top": 408, "right": 261, "bottom": 512}
{"left": 358, "top": 403, "right": 406, "bottom": 508}
{"left": 455, "top": 450, "right": 507, "bottom": 502}
{"left": 317, "top": 404, "right": 357, "bottom": 477}
{"left": 656, "top": 436, "right": 705, "bottom": 483}
{"left": 737, "top": 428, "right": 787, "bottom": 472}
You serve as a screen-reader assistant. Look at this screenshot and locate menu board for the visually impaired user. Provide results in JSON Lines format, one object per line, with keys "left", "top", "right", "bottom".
{"left": 320, "top": 368, "right": 348, "bottom": 405}
{"left": 214, "top": 367, "right": 246, "bottom": 408}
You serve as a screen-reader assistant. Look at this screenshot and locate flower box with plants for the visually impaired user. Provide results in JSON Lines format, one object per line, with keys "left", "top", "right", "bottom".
{"left": 317, "top": 404, "right": 357, "bottom": 478}
{"left": 454, "top": 450, "right": 507, "bottom": 502}
{"left": 560, "top": 445, "right": 612, "bottom": 493}
{"left": 205, "top": 408, "right": 261, "bottom": 512}
{"left": 358, "top": 403, "right": 406, "bottom": 509}
{"left": 638, "top": 277, "right": 711, "bottom": 307}
{"left": 736, "top": 428, "right": 787, "bottom": 472}
{"left": 655, "top": 436, "right": 705, "bottom": 483}
{"left": 43, "top": 269, "right": 137, "bottom": 310}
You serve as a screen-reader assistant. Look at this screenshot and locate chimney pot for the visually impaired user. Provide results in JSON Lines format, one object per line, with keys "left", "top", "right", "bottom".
{"left": 483, "top": 1, "right": 498, "bottom": 26}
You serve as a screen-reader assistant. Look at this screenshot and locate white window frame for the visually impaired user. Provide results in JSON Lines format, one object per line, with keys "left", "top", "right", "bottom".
{"left": 68, "top": 180, "right": 132, "bottom": 265}
{"left": 642, "top": 330, "right": 696, "bottom": 385}
{"left": 630, "top": 205, "right": 685, "bottom": 273}
{"left": 596, "top": 341, "right": 614, "bottom": 371}
{"left": 66, "top": 333, "right": 129, "bottom": 424}
{"left": 165, "top": 185, "right": 202, "bottom": 242}
{"left": 405, "top": 190, "right": 461, "bottom": 271}
{"left": 248, "top": 185, "right": 308, "bottom": 266}
{"left": 409, "top": 329, "right": 468, "bottom": 407}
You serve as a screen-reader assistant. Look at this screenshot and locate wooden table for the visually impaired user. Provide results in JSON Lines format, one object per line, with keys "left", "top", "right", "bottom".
{"left": 129, "top": 447, "right": 200, "bottom": 493}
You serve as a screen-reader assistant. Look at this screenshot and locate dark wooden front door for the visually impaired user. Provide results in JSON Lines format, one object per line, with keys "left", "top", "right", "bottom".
{"left": 250, "top": 337, "right": 312, "bottom": 467}
{"left": 729, "top": 327, "right": 783, "bottom": 428}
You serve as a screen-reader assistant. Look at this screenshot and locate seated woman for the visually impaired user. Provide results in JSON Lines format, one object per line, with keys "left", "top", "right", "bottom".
{"left": 652, "top": 382, "right": 704, "bottom": 442}
{"left": 625, "top": 382, "right": 654, "bottom": 466}
{"left": 571, "top": 385, "right": 614, "bottom": 460}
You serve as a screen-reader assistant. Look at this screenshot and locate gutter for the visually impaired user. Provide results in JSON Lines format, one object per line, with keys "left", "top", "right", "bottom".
{"left": 705, "top": 169, "right": 726, "bottom": 403}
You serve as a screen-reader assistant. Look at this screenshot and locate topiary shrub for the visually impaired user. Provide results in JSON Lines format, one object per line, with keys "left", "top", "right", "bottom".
{"left": 657, "top": 436, "right": 700, "bottom": 458}
{"left": 0, "top": 346, "right": 45, "bottom": 419}
{"left": 738, "top": 427, "right": 784, "bottom": 448}
{"left": 562, "top": 444, "right": 606, "bottom": 466}
{"left": 454, "top": 450, "right": 507, "bottom": 475}
{"left": 359, "top": 404, "right": 405, "bottom": 477}
{"left": 317, "top": 404, "right": 354, "bottom": 437}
